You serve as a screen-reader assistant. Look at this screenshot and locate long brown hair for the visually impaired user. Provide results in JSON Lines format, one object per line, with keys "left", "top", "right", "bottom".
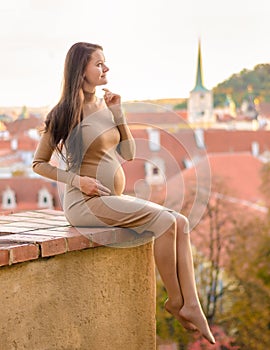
{"left": 45, "top": 42, "right": 103, "bottom": 170}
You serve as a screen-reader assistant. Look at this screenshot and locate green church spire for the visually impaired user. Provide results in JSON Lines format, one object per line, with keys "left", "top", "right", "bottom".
{"left": 192, "top": 39, "right": 208, "bottom": 92}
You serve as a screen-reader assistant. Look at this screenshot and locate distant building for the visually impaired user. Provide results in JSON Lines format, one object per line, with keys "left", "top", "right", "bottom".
{"left": 241, "top": 94, "right": 259, "bottom": 120}
{"left": 0, "top": 178, "right": 62, "bottom": 214}
{"left": 188, "top": 40, "right": 214, "bottom": 124}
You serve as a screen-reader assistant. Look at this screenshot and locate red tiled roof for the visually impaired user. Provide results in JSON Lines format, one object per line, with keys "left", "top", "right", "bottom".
{"left": 123, "top": 127, "right": 205, "bottom": 193}
{"left": 163, "top": 153, "right": 267, "bottom": 267}
{"left": 204, "top": 129, "right": 270, "bottom": 153}
{"left": 0, "top": 147, "right": 11, "bottom": 157}
{"left": 0, "top": 137, "right": 38, "bottom": 166}
{"left": 216, "top": 113, "right": 235, "bottom": 122}
{"left": 209, "top": 153, "right": 262, "bottom": 202}
{"left": 126, "top": 112, "right": 186, "bottom": 125}
{"left": 5, "top": 116, "right": 43, "bottom": 136}
{"left": 124, "top": 129, "right": 270, "bottom": 199}
{"left": 173, "top": 110, "right": 188, "bottom": 120}
{"left": 0, "top": 155, "right": 22, "bottom": 167}
{"left": 0, "top": 177, "right": 62, "bottom": 213}
{"left": 182, "top": 153, "right": 263, "bottom": 203}
{"left": 125, "top": 152, "right": 266, "bottom": 223}
{"left": 0, "top": 140, "right": 11, "bottom": 153}
{"left": 17, "top": 134, "right": 39, "bottom": 151}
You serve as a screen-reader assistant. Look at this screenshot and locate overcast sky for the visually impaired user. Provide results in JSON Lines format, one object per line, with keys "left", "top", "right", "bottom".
{"left": 0, "top": 0, "right": 269, "bottom": 107}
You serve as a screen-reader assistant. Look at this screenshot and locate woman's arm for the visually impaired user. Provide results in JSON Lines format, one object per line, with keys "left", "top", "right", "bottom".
{"left": 113, "top": 110, "right": 136, "bottom": 161}
{"left": 32, "top": 130, "right": 111, "bottom": 196}
{"left": 102, "top": 88, "right": 135, "bottom": 161}
{"left": 32, "top": 130, "right": 77, "bottom": 185}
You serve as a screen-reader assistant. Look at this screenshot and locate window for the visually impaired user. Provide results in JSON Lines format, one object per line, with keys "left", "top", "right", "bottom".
{"left": 2, "top": 187, "right": 16, "bottom": 209}
{"left": 38, "top": 188, "right": 53, "bottom": 208}
{"left": 145, "top": 157, "right": 165, "bottom": 185}
{"left": 152, "top": 167, "right": 159, "bottom": 175}
{"left": 11, "top": 138, "right": 18, "bottom": 150}
{"left": 147, "top": 128, "right": 160, "bottom": 151}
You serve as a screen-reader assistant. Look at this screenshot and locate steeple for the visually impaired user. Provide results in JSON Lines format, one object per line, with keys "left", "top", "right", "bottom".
{"left": 188, "top": 39, "right": 214, "bottom": 124}
{"left": 191, "top": 39, "right": 208, "bottom": 92}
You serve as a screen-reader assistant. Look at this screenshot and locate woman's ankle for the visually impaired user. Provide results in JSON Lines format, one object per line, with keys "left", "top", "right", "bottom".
{"left": 166, "top": 296, "right": 183, "bottom": 309}
{"left": 182, "top": 297, "right": 201, "bottom": 309}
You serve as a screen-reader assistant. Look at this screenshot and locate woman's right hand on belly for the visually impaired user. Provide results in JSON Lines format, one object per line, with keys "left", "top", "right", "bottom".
{"left": 72, "top": 175, "right": 111, "bottom": 196}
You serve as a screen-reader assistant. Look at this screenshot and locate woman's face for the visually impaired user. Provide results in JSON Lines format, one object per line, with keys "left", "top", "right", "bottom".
{"left": 83, "top": 49, "right": 109, "bottom": 90}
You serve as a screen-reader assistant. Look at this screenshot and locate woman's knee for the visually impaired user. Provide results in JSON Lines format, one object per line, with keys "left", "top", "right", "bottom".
{"left": 176, "top": 214, "right": 190, "bottom": 234}
{"left": 157, "top": 211, "right": 177, "bottom": 237}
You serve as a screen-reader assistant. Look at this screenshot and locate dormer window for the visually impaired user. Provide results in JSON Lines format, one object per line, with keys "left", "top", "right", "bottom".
{"left": 38, "top": 188, "right": 53, "bottom": 208}
{"left": 153, "top": 167, "right": 159, "bottom": 175}
{"left": 145, "top": 157, "right": 165, "bottom": 185}
{"left": 194, "top": 129, "right": 205, "bottom": 149}
{"left": 147, "top": 128, "right": 160, "bottom": 151}
{"left": 2, "top": 187, "right": 16, "bottom": 209}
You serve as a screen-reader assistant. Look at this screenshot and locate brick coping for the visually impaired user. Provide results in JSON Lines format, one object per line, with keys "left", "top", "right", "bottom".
{"left": 0, "top": 209, "right": 153, "bottom": 267}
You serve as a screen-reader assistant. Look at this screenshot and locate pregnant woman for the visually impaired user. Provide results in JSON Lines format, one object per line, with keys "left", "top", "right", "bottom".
{"left": 32, "top": 42, "right": 215, "bottom": 344}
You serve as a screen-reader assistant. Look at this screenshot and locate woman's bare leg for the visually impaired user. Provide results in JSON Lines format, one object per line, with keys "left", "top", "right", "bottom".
{"left": 153, "top": 214, "right": 196, "bottom": 330}
{"left": 175, "top": 215, "right": 215, "bottom": 344}
{"left": 154, "top": 220, "right": 182, "bottom": 308}
{"left": 153, "top": 212, "right": 215, "bottom": 342}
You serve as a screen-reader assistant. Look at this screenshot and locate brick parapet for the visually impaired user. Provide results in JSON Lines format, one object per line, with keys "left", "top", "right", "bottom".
{"left": 0, "top": 209, "right": 153, "bottom": 266}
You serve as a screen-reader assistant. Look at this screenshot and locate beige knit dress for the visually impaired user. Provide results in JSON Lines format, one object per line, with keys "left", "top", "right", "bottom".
{"left": 33, "top": 106, "right": 182, "bottom": 237}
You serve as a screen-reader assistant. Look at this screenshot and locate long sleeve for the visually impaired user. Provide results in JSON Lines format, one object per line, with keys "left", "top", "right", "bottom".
{"left": 118, "top": 137, "right": 136, "bottom": 161}
{"left": 32, "top": 130, "right": 77, "bottom": 186}
{"left": 114, "top": 113, "right": 136, "bottom": 161}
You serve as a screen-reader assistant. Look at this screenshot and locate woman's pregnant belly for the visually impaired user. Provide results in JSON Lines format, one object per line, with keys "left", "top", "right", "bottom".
{"left": 80, "top": 157, "right": 126, "bottom": 196}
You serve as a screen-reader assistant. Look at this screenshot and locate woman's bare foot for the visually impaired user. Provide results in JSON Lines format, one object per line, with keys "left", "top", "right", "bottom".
{"left": 179, "top": 304, "right": 215, "bottom": 344}
{"left": 164, "top": 299, "right": 197, "bottom": 331}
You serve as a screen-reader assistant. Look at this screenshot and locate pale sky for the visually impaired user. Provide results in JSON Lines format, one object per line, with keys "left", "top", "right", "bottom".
{"left": 0, "top": 0, "right": 269, "bottom": 107}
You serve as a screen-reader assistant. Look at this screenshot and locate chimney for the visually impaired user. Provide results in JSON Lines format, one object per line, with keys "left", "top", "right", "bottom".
{"left": 251, "top": 141, "right": 259, "bottom": 157}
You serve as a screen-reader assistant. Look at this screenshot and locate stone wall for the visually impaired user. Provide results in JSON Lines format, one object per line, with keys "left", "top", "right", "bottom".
{"left": 0, "top": 210, "right": 156, "bottom": 350}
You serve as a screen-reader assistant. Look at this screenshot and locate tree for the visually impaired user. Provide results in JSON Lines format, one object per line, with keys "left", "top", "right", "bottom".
{"left": 174, "top": 100, "right": 188, "bottom": 110}
{"left": 188, "top": 325, "right": 239, "bottom": 350}
{"left": 260, "top": 161, "right": 270, "bottom": 215}
{"left": 156, "top": 170, "right": 270, "bottom": 349}
{"left": 222, "top": 217, "right": 270, "bottom": 350}
{"left": 183, "top": 176, "right": 238, "bottom": 324}
{"left": 213, "top": 63, "right": 270, "bottom": 107}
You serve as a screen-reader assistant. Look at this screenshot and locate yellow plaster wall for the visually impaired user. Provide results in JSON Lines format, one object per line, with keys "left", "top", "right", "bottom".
{"left": 0, "top": 242, "right": 156, "bottom": 350}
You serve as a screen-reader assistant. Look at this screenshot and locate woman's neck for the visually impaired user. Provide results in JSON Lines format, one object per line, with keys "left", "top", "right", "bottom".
{"left": 83, "top": 90, "right": 96, "bottom": 104}
{"left": 82, "top": 92, "right": 102, "bottom": 118}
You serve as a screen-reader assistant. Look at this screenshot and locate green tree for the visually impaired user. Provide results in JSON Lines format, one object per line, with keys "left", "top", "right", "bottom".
{"left": 174, "top": 100, "right": 188, "bottom": 110}
{"left": 213, "top": 63, "right": 270, "bottom": 107}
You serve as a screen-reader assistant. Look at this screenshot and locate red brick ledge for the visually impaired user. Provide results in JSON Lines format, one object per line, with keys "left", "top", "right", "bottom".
{"left": 0, "top": 209, "right": 153, "bottom": 267}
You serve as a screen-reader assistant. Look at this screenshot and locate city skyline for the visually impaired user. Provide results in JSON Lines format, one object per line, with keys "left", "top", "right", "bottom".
{"left": 0, "top": 0, "right": 269, "bottom": 107}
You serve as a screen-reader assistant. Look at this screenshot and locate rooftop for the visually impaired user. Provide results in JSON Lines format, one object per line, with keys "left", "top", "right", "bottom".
{"left": 0, "top": 209, "right": 153, "bottom": 267}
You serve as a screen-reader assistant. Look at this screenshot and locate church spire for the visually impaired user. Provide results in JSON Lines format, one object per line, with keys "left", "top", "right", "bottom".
{"left": 192, "top": 39, "right": 208, "bottom": 92}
